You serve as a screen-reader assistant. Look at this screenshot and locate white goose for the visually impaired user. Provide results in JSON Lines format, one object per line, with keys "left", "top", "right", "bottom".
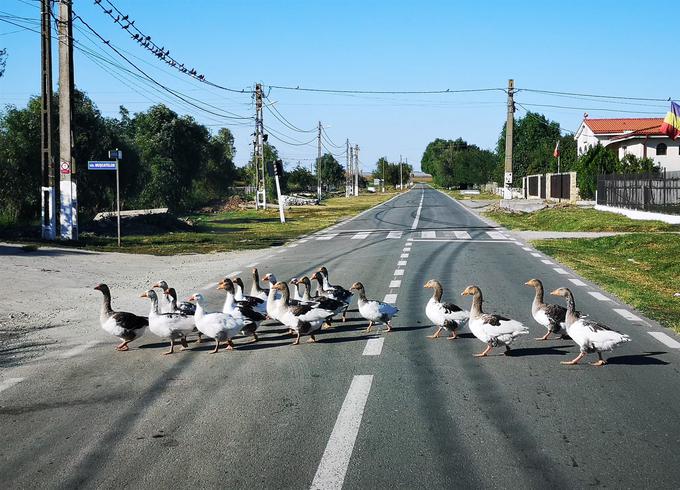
{"left": 350, "top": 282, "right": 398, "bottom": 333}
{"left": 424, "top": 279, "right": 469, "bottom": 339}
{"left": 271, "top": 281, "right": 335, "bottom": 345}
{"left": 461, "top": 285, "right": 529, "bottom": 357}
{"left": 550, "top": 287, "right": 631, "bottom": 366}
{"left": 316, "top": 267, "right": 352, "bottom": 321}
{"left": 188, "top": 293, "right": 241, "bottom": 353}
{"left": 218, "top": 278, "right": 265, "bottom": 342}
{"left": 299, "top": 275, "right": 348, "bottom": 328}
{"left": 152, "top": 280, "right": 175, "bottom": 313}
{"left": 141, "top": 290, "right": 194, "bottom": 355}
{"left": 250, "top": 268, "right": 269, "bottom": 301}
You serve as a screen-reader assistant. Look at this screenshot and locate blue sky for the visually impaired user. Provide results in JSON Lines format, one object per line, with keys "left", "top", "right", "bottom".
{"left": 1, "top": 0, "right": 678, "bottom": 172}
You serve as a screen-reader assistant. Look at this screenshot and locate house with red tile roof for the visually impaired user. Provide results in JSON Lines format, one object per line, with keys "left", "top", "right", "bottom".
{"left": 574, "top": 116, "right": 680, "bottom": 171}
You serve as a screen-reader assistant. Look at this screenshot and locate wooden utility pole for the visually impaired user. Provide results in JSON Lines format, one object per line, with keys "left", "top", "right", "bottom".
{"left": 254, "top": 83, "right": 266, "bottom": 209}
{"left": 356, "top": 146, "right": 360, "bottom": 195}
{"left": 41, "top": 0, "right": 56, "bottom": 240}
{"left": 58, "top": 0, "right": 77, "bottom": 239}
{"left": 316, "top": 121, "right": 322, "bottom": 200}
{"left": 503, "top": 78, "right": 515, "bottom": 200}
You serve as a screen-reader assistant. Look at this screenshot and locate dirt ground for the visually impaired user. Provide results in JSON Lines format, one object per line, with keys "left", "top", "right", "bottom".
{"left": 0, "top": 242, "right": 267, "bottom": 369}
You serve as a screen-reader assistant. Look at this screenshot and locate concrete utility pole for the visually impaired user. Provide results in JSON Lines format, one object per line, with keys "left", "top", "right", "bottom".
{"left": 399, "top": 155, "right": 403, "bottom": 190}
{"left": 316, "top": 121, "right": 322, "bottom": 200}
{"left": 345, "top": 139, "right": 350, "bottom": 197}
{"left": 41, "top": 0, "right": 56, "bottom": 240}
{"left": 254, "top": 83, "right": 266, "bottom": 209}
{"left": 356, "top": 147, "right": 360, "bottom": 195}
{"left": 503, "top": 78, "right": 515, "bottom": 200}
{"left": 58, "top": 0, "right": 77, "bottom": 240}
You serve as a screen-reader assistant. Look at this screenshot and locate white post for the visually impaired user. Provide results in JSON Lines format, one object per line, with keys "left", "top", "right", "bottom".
{"left": 274, "top": 174, "right": 286, "bottom": 224}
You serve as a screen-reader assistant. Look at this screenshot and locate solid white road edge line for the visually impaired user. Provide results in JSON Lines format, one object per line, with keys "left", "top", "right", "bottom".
{"left": 0, "top": 377, "right": 24, "bottom": 394}
{"left": 310, "top": 375, "right": 374, "bottom": 490}
{"left": 648, "top": 331, "right": 680, "bottom": 349}
{"left": 362, "top": 338, "right": 385, "bottom": 356}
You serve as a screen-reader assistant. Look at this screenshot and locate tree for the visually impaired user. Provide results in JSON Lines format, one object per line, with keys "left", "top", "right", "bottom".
{"left": 619, "top": 154, "right": 657, "bottom": 174}
{"left": 496, "top": 112, "right": 577, "bottom": 184}
{"left": 573, "top": 144, "right": 620, "bottom": 199}
{"left": 420, "top": 138, "right": 495, "bottom": 188}
{"left": 372, "top": 157, "right": 413, "bottom": 188}
{"left": 285, "top": 164, "right": 316, "bottom": 193}
{"left": 316, "top": 153, "right": 344, "bottom": 191}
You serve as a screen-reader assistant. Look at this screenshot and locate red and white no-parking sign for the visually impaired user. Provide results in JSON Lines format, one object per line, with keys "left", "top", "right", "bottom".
{"left": 60, "top": 160, "right": 71, "bottom": 174}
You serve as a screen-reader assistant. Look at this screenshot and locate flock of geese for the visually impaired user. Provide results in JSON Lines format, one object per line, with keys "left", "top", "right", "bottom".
{"left": 95, "top": 267, "right": 631, "bottom": 366}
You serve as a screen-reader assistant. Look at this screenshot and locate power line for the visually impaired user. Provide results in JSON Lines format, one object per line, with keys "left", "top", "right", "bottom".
{"left": 515, "top": 103, "right": 576, "bottom": 135}
{"left": 263, "top": 96, "right": 317, "bottom": 133}
{"left": 320, "top": 126, "right": 344, "bottom": 148}
{"left": 93, "top": 0, "right": 251, "bottom": 94}
{"left": 520, "top": 88, "right": 674, "bottom": 103}
{"left": 267, "top": 84, "right": 505, "bottom": 95}
{"left": 71, "top": 11, "right": 253, "bottom": 121}
{"left": 518, "top": 101, "right": 662, "bottom": 115}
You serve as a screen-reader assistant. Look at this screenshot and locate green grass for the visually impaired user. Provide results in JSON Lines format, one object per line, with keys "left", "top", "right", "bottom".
{"left": 485, "top": 205, "right": 678, "bottom": 232}
{"left": 535, "top": 233, "right": 680, "bottom": 333}
{"left": 1, "top": 192, "right": 400, "bottom": 255}
{"left": 446, "top": 189, "right": 501, "bottom": 201}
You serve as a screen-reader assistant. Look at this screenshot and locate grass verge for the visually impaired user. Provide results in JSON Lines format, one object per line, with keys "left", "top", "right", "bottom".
{"left": 534, "top": 233, "right": 680, "bottom": 333}
{"left": 1, "top": 192, "right": 400, "bottom": 255}
{"left": 485, "top": 205, "right": 678, "bottom": 232}
{"left": 446, "top": 189, "right": 501, "bottom": 201}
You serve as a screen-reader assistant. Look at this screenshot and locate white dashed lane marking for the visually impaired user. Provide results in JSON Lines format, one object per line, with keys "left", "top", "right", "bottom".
{"left": 394, "top": 270, "right": 404, "bottom": 276}
{"left": 397, "top": 260, "right": 407, "bottom": 266}
{"left": 387, "top": 231, "right": 403, "bottom": 239}
{"left": 541, "top": 259, "right": 553, "bottom": 265}
{"left": 389, "top": 280, "right": 401, "bottom": 288}
{"left": 400, "top": 253, "right": 409, "bottom": 258}
{"left": 311, "top": 375, "right": 374, "bottom": 490}
{"left": 648, "top": 332, "right": 680, "bottom": 348}
{"left": 531, "top": 252, "right": 541, "bottom": 257}
{"left": 0, "top": 378, "right": 24, "bottom": 394}
{"left": 613, "top": 309, "right": 643, "bottom": 322}
{"left": 588, "top": 291, "right": 611, "bottom": 301}
{"left": 553, "top": 268, "right": 569, "bottom": 275}
{"left": 383, "top": 293, "right": 398, "bottom": 303}
{"left": 522, "top": 247, "right": 532, "bottom": 251}
{"left": 569, "top": 278, "right": 587, "bottom": 286}
{"left": 362, "top": 338, "right": 384, "bottom": 356}
{"left": 317, "top": 233, "right": 339, "bottom": 240}
{"left": 351, "top": 232, "right": 371, "bottom": 240}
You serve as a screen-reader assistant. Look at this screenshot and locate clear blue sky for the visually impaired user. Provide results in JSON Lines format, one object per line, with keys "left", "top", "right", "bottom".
{"left": 1, "top": 0, "right": 678, "bottom": 172}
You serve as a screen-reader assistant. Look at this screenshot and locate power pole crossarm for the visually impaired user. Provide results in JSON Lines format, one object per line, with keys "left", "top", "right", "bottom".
{"left": 503, "top": 78, "right": 515, "bottom": 200}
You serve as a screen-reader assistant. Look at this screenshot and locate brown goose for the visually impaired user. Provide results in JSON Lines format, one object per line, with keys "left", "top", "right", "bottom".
{"left": 424, "top": 279, "right": 469, "bottom": 339}
{"left": 524, "top": 279, "right": 568, "bottom": 341}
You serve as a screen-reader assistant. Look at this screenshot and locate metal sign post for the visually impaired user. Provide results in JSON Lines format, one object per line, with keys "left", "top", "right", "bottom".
{"left": 273, "top": 159, "right": 286, "bottom": 224}
{"left": 89, "top": 150, "right": 122, "bottom": 246}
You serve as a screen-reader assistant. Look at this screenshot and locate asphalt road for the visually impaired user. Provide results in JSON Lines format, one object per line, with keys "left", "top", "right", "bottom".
{"left": 2, "top": 184, "right": 680, "bottom": 489}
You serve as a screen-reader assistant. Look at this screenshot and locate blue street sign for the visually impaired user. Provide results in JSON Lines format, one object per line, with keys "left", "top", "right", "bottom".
{"left": 88, "top": 161, "right": 118, "bottom": 170}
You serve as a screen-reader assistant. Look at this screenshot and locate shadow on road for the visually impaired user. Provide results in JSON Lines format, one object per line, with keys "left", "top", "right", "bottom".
{"left": 606, "top": 351, "right": 669, "bottom": 366}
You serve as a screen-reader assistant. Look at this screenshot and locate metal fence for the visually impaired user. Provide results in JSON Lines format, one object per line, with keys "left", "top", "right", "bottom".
{"left": 597, "top": 170, "right": 680, "bottom": 215}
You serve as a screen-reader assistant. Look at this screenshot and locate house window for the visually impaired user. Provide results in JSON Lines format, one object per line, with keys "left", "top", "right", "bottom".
{"left": 656, "top": 143, "right": 667, "bottom": 156}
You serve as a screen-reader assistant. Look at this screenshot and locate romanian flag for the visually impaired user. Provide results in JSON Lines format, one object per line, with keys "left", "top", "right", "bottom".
{"left": 553, "top": 140, "right": 560, "bottom": 158}
{"left": 660, "top": 101, "right": 680, "bottom": 139}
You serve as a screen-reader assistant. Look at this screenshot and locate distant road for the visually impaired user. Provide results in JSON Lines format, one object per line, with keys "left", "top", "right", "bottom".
{"left": 2, "top": 184, "right": 679, "bottom": 489}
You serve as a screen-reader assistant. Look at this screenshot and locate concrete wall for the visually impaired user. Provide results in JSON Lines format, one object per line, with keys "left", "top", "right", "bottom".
{"left": 595, "top": 204, "right": 680, "bottom": 224}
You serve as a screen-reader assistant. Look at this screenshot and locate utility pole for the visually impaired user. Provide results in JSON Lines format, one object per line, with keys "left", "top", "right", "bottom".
{"left": 503, "top": 78, "right": 515, "bottom": 200}
{"left": 58, "top": 0, "right": 77, "bottom": 240}
{"left": 316, "top": 121, "right": 322, "bottom": 200}
{"left": 406, "top": 157, "right": 409, "bottom": 187}
{"left": 399, "top": 154, "right": 403, "bottom": 190}
{"left": 354, "top": 144, "right": 360, "bottom": 196}
{"left": 254, "top": 83, "right": 266, "bottom": 209}
{"left": 41, "top": 0, "right": 56, "bottom": 240}
{"left": 345, "top": 139, "right": 350, "bottom": 197}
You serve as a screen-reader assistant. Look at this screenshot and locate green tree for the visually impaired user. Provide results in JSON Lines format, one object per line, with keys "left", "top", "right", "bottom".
{"left": 316, "top": 153, "right": 344, "bottom": 191}
{"left": 0, "top": 48, "right": 6, "bottom": 78}
{"left": 285, "top": 164, "right": 316, "bottom": 192}
{"left": 619, "top": 154, "right": 657, "bottom": 174}
{"left": 496, "top": 112, "right": 577, "bottom": 183}
{"left": 573, "top": 144, "right": 620, "bottom": 199}
{"left": 420, "top": 138, "right": 495, "bottom": 188}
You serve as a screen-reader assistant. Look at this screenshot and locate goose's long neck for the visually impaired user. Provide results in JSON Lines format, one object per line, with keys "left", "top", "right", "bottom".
{"left": 149, "top": 296, "right": 160, "bottom": 317}
{"left": 279, "top": 285, "right": 290, "bottom": 307}
{"left": 268, "top": 285, "right": 278, "bottom": 305}
{"left": 532, "top": 284, "right": 545, "bottom": 312}
{"left": 234, "top": 283, "right": 245, "bottom": 301}
{"left": 253, "top": 270, "right": 263, "bottom": 293}
{"left": 432, "top": 283, "right": 443, "bottom": 303}
{"left": 302, "top": 281, "right": 312, "bottom": 301}
{"left": 223, "top": 291, "right": 235, "bottom": 311}
{"left": 100, "top": 291, "right": 113, "bottom": 320}
{"left": 321, "top": 273, "right": 331, "bottom": 289}
{"left": 564, "top": 291, "right": 578, "bottom": 325}
{"left": 194, "top": 300, "right": 205, "bottom": 319}
{"left": 470, "top": 291, "right": 484, "bottom": 318}
{"left": 357, "top": 287, "right": 367, "bottom": 302}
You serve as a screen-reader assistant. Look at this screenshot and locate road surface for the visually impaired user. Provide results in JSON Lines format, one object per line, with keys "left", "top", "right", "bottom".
{"left": 2, "top": 185, "right": 680, "bottom": 489}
